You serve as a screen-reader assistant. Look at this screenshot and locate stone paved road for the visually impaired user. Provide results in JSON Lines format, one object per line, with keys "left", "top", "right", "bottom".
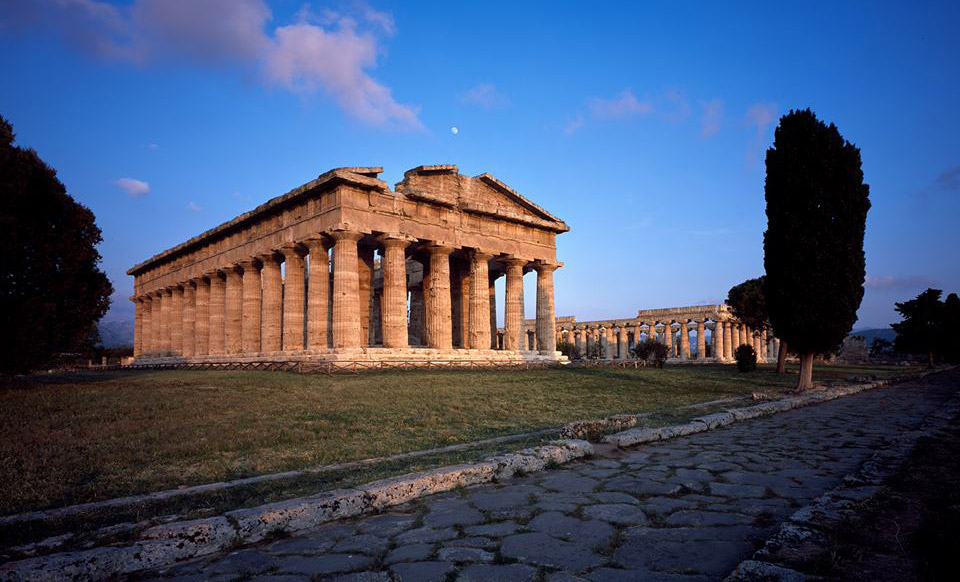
{"left": 140, "top": 371, "right": 960, "bottom": 582}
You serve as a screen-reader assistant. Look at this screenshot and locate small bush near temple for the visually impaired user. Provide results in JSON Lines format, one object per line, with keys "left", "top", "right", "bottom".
{"left": 735, "top": 344, "right": 757, "bottom": 372}
{"left": 634, "top": 339, "right": 668, "bottom": 368}
{"left": 557, "top": 339, "right": 580, "bottom": 360}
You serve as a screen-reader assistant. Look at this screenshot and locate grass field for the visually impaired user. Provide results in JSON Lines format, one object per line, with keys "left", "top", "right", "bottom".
{"left": 0, "top": 363, "right": 899, "bottom": 517}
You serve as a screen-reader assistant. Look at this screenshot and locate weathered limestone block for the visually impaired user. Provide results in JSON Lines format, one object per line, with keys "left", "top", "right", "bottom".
{"left": 226, "top": 489, "right": 367, "bottom": 543}
{"left": 560, "top": 415, "right": 638, "bottom": 441}
{"left": 361, "top": 464, "right": 496, "bottom": 510}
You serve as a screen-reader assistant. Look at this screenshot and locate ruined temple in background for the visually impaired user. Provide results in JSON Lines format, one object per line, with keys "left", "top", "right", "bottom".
{"left": 128, "top": 165, "right": 568, "bottom": 366}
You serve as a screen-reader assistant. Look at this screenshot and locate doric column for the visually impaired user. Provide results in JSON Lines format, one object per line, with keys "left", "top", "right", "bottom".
{"left": 408, "top": 285, "right": 424, "bottom": 346}
{"left": 696, "top": 319, "right": 706, "bottom": 360}
{"left": 208, "top": 271, "right": 226, "bottom": 355}
{"left": 722, "top": 321, "right": 732, "bottom": 360}
{"left": 468, "top": 250, "right": 493, "bottom": 349}
{"left": 680, "top": 320, "right": 690, "bottom": 359}
{"left": 304, "top": 237, "right": 332, "bottom": 350}
{"left": 139, "top": 296, "right": 152, "bottom": 356}
{"left": 535, "top": 262, "right": 559, "bottom": 354}
{"left": 648, "top": 323, "right": 657, "bottom": 343}
{"left": 182, "top": 282, "right": 196, "bottom": 357}
{"left": 598, "top": 326, "right": 608, "bottom": 357}
{"left": 278, "top": 245, "right": 306, "bottom": 352}
{"left": 331, "top": 229, "right": 363, "bottom": 349}
{"left": 379, "top": 235, "right": 410, "bottom": 349}
{"left": 224, "top": 265, "right": 243, "bottom": 355}
{"left": 489, "top": 273, "right": 498, "bottom": 349}
{"left": 574, "top": 326, "right": 584, "bottom": 356}
{"left": 170, "top": 285, "right": 183, "bottom": 355}
{"left": 736, "top": 323, "right": 744, "bottom": 348}
{"left": 605, "top": 326, "right": 616, "bottom": 359}
{"left": 238, "top": 259, "right": 262, "bottom": 354}
{"left": 664, "top": 322, "right": 673, "bottom": 355}
{"left": 617, "top": 325, "right": 628, "bottom": 359}
{"left": 194, "top": 276, "right": 210, "bottom": 356}
{"left": 144, "top": 295, "right": 156, "bottom": 355}
{"left": 503, "top": 258, "right": 525, "bottom": 351}
{"left": 425, "top": 244, "right": 454, "bottom": 349}
{"left": 760, "top": 327, "right": 768, "bottom": 361}
{"left": 159, "top": 288, "right": 172, "bottom": 355}
{"left": 259, "top": 252, "right": 283, "bottom": 353}
{"left": 134, "top": 297, "right": 144, "bottom": 357}
{"left": 713, "top": 321, "right": 724, "bottom": 361}
{"left": 583, "top": 326, "right": 593, "bottom": 355}
{"left": 357, "top": 244, "right": 375, "bottom": 347}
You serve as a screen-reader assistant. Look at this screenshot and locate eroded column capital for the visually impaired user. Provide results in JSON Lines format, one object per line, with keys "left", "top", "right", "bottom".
{"left": 468, "top": 248, "right": 495, "bottom": 261}
{"left": 328, "top": 228, "right": 364, "bottom": 244}
{"left": 533, "top": 261, "right": 561, "bottom": 274}
{"left": 378, "top": 233, "right": 415, "bottom": 247}
{"left": 303, "top": 236, "right": 333, "bottom": 253}
{"left": 256, "top": 250, "right": 283, "bottom": 264}
{"left": 502, "top": 256, "right": 529, "bottom": 268}
{"left": 235, "top": 258, "right": 261, "bottom": 271}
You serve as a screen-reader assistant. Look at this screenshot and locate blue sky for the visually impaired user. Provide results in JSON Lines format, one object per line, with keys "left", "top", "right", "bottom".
{"left": 1, "top": 0, "right": 958, "bottom": 330}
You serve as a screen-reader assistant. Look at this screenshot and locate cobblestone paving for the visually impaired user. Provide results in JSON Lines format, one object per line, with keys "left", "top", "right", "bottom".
{"left": 140, "top": 372, "right": 959, "bottom": 582}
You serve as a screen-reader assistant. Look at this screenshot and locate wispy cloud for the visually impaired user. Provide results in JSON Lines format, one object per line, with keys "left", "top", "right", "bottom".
{"left": 588, "top": 89, "right": 653, "bottom": 119}
{"left": 2, "top": 0, "right": 420, "bottom": 129}
{"left": 458, "top": 83, "right": 510, "bottom": 109}
{"left": 743, "top": 102, "right": 779, "bottom": 164}
{"left": 562, "top": 115, "right": 585, "bottom": 135}
{"left": 187, "top": 201, "right": 202, "bottom": 212}
{"left": 699, "top": 98, "right": 724, "bottom": 136}
{"left": 115, "top": 177, "right": 150, "bottom": 198}
{"left": 864, "top": 275, "right": 937, "bottom": 291}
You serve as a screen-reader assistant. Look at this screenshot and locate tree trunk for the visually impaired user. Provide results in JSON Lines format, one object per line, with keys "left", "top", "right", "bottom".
{"left": 796, "top": 352, "right": 815, "bottom": 391}
{"left": 928, "top": 350, "right": 935, "bottom": 368}
{"left": 776, "top": 341, "right": 788, "bottom": 374}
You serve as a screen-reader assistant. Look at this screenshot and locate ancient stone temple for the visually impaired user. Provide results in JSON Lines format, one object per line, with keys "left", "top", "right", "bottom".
{"left": 128, "top": 165, "right": 568, "bottom": 366}
{"left": 534, "top": 305, "right": 779, "bottom": 362}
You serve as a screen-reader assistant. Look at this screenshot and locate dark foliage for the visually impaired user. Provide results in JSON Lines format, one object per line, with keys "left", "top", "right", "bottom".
{"left": 633, "top": 339, "right": 668, "bottom": 368}
{"left": 0, "top": 115, "right": 113, "bottom": 374}
{"left": 726, "top": 276, "right": 768, "bottom": 330}
{"left": 870, "top": 337, "right": 894, "bottom": 357}
{"left": 734, "top": 344, "right": 757, "bottom": 372}
{"left": 763, "top": 109, "right": 870, "bottom": 389}
{"left": 892, "top": 289, "right": 960, "bottom": 365}
{"left": 557, "top": 339, "right": 581, "bottom": 360}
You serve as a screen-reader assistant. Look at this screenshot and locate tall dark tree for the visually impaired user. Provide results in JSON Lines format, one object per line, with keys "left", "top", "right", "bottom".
{"left": 763, "top": 109, "right": 870, "bottom": 391}
{"left": 892, "top": 288, "right": 946, "bottom": 367}
{"left": 943, "top": 293, "right": 960, "bottom": 362}
{"left": 0, "top": 115, "right": 113, "bottom": 374}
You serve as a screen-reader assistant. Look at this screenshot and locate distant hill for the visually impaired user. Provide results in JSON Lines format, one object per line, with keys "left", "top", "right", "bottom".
{"left": 850, "top": 327, "right": 896, "bottom": 345}
{"left": 98, "top": 319, "right": 134, "bottom": 348}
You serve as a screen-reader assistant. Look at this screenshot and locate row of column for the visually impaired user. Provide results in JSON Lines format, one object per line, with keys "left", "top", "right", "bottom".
{"left": 133, "top": 231, "right": 560, "bottom": 358}
{"left": 558, "top": 320, "right": 774, "bottom": 361}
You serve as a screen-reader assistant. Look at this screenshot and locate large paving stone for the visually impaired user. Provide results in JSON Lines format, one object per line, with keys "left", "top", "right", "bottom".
{"left": 265, "top": 536, "right": 335, "bottom": 555}
{"left": 500, "top": 532, "right": 606, "bottom": 571}
{"left": 708, "top": 482, "right": 767, "bottom": 498}
{"left": 355, "top": 513, "right": 417, "bottom": 537}
{"left": 393, "top": 526, "right": 458, "bottom": 545}
{"left": 614, "top": 537, "right": 754, "bottom": 576}
{"left": 204, "top": 549, "right": 275, "bottom": 575}
{"left": 581, "top": 503, "right": 648, "bottom": 526}
{"left": 527, "top": 512, "right": 614, "bottom": 546}
{"left": 469, "top": 486, "right": 541, "bottom": 511}
{"left": 539, "top": 474, "right": 600, "bottom": 493}
{"left": 332, "top": 533, "right": 390, "bottom": 555}
{"left": 274, "top": 554, "right": 373, "bottom": 576}
{"left": 464, "top": 521, "right": 522, "bottom": 537}
{"left": 384, "top": 543, "right": 434, "bottom": 565}
{"left": 457, "top": 563, "right": 538, "bottom": 582}
{"left": 435, "top": 546, "right": 494, "bottom": 563}
{"left": 390, "top": 561, "right": 454, "bottom": 582}
{"left": 663, "top": 510, "right": 755, "bottom": 527}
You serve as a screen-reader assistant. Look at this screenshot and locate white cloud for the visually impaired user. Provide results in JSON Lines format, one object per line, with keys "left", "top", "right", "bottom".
{"left": 699, "top": 98, "right": 724, "bottom": 136}
{"left": 744, "top": 102, "right": 778, "bottom": 137}
{"left": 115, "top": 177, "right": 150, "bottom": 197}
{"left": 588, "top": 89, "right": 653, "bottom": 119}
{"left": 3, "top": 0, "right": 420, "bottom": 129}
{"left": 187, "top": 201, "right": 202, "bottom": 212}
{"left": 864, "top": 275, "right": 937, "bottom": 291}
{"left": 458, "top": 83, "right": 510, "bottom": 109}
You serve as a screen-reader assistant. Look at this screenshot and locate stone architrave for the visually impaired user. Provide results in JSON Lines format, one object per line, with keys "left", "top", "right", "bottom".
{"left": 280, "top": 245, "right": 306, "bottom": 353}
{"left": 224, "top": 266, "right": 243, "bottom": 355}
{"left": 304, "top": 237, "right": 332, "bottom": 351}
{"left": 468, "top": 250, "right": 493, "bottom": 349}
{"left": 696, "top": 319, "right": 706, "bottom": 360}
{"left": 503, "top": 258, "right": 525, "bottom": 351}
{"left": 425, "top": 244, "right": 454, "bottom": 349}
{"left": 208, "top": 272, "right": 226, "bottom": 355}
{"left": 194, "top": 277, "right": 210, "bottom": 356}
{"left": 330, "top": 229, "right": 363, "bottom": 349}
{"left": 182, "top": 282, "right": 196, "bottom": 357}
{"left": 535, "top": 262, "right": 558, "bottom": 354}
{"left": 379, "top": 235, "right": 411, "bottom": 349}
{"left": 259, "top": 252, "right": 283, "bottom": 353}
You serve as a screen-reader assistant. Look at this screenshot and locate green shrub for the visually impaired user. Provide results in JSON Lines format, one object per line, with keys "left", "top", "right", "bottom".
{"left": 633, "top": 339, "right": 668, "bottom": 368}
{"left": 735, "top": 344, "right": 757, "bottom": 372}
